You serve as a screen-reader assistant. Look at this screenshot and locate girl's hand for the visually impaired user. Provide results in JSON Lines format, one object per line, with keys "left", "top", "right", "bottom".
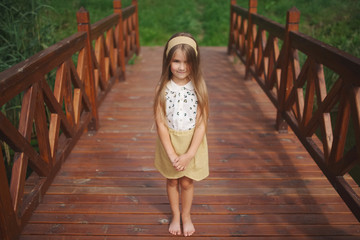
{"left": 173, "top": 153, "right": 194, "bottom": 171}
{"left": 168, "top": 153, "right": 179, "bottom": 165}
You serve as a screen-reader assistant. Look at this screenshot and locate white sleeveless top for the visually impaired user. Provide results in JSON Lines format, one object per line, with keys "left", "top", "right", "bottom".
{"left": 165, "top": 80, "right": 198, "bottom": 131}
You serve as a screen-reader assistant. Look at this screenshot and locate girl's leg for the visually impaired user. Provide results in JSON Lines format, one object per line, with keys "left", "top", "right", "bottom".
{"left": 167, "top": 178, "right": 181, "bottom": 235}
{"left": 180, "top": 176, "right": 195, "bottom": 236}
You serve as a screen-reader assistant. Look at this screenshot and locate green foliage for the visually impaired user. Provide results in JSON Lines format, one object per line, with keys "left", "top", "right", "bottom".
{"left": 127, "top": 54, "right": 137, "bottom": 65}
{"left": 139, "top": 0, "right": 201, "bottom": 45}
{"left": 3, "top": 0, "right": 357, "bottom": 55}
{"left": 0, "top": 0, "right": 55, "bottom": 72}
{"left": 138, "top": 0, "right": 360, "bottom": 59}
{"left": 45, "top": 0, "right": 130, "bottom": 41}
{"left": 255, "top": 0, "right": 360, "bottom": 58}
{"left": 196, "top": 0, "right": 230, "bottom": 45}
{"left": 138, "top": 0, "right": 231, "bottom": 46}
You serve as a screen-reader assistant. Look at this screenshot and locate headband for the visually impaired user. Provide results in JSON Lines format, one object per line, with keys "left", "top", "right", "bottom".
{"left": 166, "top": 36, "right": 198, "bottom": 56}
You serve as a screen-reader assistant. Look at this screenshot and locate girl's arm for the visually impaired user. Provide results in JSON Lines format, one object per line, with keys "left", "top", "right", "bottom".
{"left": 155, "top": 109, "right": 179, "bottom": 164}
{"left": 174, "top": 115, "right": 206, "bottom": 171}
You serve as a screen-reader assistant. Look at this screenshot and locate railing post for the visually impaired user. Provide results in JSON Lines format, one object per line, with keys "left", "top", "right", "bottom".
{"left": 245, "top": 0, "right": 257, "bottom": 79}
{"left": 0, "top": 150, "right": 19, "bottom": 240}
{"left": 227, "top": 0, "right": 237, "bottom": 54}
{"left": 132, "top": 0, "right": 140, "bottom": 55}
{"left": 113, "top": 0, "right": 126, "bottom": 80}
{"left": 76, "top": 7, "right": 100, "bottom": 131}
{"left": 276, "top": 7, "right": 300, "bottom": 132}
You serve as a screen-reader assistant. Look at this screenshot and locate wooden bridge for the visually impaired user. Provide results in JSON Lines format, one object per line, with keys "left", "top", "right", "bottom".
{"left": 1, "top": 0, "right": 360, "bottom": 239}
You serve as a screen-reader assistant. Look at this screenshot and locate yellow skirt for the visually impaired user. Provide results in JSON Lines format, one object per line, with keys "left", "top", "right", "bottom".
{"left": 154, "top": 128, "right": 209, "bottom": 181}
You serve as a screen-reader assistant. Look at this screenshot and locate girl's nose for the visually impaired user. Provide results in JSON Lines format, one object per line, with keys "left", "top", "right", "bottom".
{"left": 179, "top": 63, "right": 186, "bottom": 70}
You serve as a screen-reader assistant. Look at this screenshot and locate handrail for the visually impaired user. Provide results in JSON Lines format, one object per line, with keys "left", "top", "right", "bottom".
{"left": 0, "top": 32, "right": 87, "bottom": 106}
{"left": 290, "top": 31, "right": 360, "bottom": 82}
{"left": 0, "top": 1, "right": 140, "bottom": 239}
{"left": 228, "top": 0, "right": 360, "bottom": 221}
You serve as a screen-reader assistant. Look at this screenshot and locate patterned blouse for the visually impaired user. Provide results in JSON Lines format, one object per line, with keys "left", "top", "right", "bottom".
{"left": 165, "top": 80, "right": 198, "bottom": 131}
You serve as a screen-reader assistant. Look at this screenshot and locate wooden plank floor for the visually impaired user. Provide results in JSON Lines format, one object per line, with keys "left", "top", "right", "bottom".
{"left": 20, "top": 47, "right": 360, "bottom": 239}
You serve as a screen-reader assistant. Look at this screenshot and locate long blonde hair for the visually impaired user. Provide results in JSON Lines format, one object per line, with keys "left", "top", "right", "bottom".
{"left": 153, "top": 32, "right": 209, "bottom": 129}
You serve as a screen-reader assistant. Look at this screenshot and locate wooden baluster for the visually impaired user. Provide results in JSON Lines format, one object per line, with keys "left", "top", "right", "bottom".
{"left": 227, "top": 0, "right": 237, "bottom": 54}
{"left": 113, "top": 0, "right": 126, "bottom": 80}
{"left": 239, "top": 15, "right": 246, "bottom": 55}
{"left": 35, "top": 78, "right": 53, "bottom": 166}
{"left": 276, "top": 7, "right": 300, "bottom": 133}
{"left": 132, "top": 0, "right": 140, "bottom": 55}
{"left": 245, "top": 0, "right": 257, "bottom": 79}
{"left": 329, "top": 85, "right": 351, "bottom": 172}
{"left": 10, "top": 84, "right": 39, "bottom": 216}
{"left": 77, "top": 7, "right": 100, "bottom": 131}
{"left": 0, "top": 149, "right": 19, "bottom": 240}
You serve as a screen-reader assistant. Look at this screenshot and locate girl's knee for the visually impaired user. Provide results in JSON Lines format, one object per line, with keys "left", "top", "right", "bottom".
{"left": 180, "top": 177, "right": 193, "bottom": 190}
{"left": 167, "top": 178, "right": 179, "bottom": 188}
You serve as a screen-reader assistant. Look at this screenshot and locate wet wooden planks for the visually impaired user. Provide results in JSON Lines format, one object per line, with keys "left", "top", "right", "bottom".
{"left": 20, "top": 47, "right": 360, "bottom": 239}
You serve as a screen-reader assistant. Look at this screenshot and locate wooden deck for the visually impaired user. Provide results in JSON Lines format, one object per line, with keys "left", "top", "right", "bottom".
{"left": 20, "top": 47, "right": 360, "bottom": 239}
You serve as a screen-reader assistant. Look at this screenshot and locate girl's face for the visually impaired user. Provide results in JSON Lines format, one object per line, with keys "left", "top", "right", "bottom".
{"left": 170, "top": 49, "right": 190, "bottom": 85}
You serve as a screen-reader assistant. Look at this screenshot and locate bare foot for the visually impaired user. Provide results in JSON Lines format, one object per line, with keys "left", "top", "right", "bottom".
{"left": 169, "top": 214, "right": 181, "bottom": 235}
{"left": 182, "top": 214, "right": 195, "bottom": 237}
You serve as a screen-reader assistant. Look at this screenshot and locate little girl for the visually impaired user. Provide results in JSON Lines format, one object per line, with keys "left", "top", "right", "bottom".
{"left": 154, "top": 32, "right": 209, "bottom": 237}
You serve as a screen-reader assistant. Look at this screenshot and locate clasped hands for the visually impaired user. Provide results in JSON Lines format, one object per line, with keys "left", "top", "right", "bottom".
{"left": 169, "top": 153, "right": 193, "bottom": 172}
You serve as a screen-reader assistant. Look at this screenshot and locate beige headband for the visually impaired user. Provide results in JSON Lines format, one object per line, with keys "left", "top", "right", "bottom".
{"left": 166, "top": 36, "right": 198, "bottom": 56}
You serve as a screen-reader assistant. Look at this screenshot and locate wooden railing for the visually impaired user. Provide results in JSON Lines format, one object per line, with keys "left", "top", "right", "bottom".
{"left": 0, "top": 0, "right": 139, "bottom": 239}
{"left": 228, "top": 0, "right": 360, "bottom": 221}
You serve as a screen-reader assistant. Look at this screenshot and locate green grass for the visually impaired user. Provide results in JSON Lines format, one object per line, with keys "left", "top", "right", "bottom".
{"left": 257, "top": 0, "right": 360, "bottom": 58}
{"left": 0, "top": 0, "right": 55, "bottom": 71}
{"left": 3, "top": 0, "right": 359, "bottom": 53}
{"left": 44, "top": 0, "right": 133, "bottom": 41}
